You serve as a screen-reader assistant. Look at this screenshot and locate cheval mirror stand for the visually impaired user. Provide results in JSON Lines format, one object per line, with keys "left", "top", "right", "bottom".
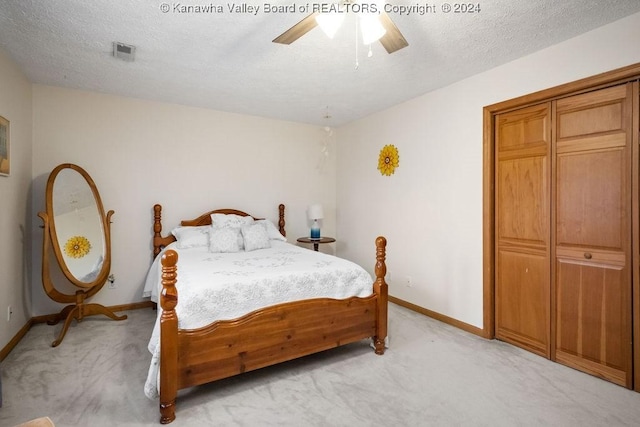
{"left": 39, "top": 163, "right": 126, "bottom": 347}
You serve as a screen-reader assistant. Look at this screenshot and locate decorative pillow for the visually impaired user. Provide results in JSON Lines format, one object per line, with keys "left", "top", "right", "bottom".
{"left": 210, "top": 213, "right": 254, "bottom": 250}
{"left": 256, "top": 219, "right": 287, "bottom": 241}
{"left": 171, "top": 226, "right": 210, "bottom": 249}
{"left": 241, "top": 222, "right": 271, "bottom": 252}
{"left": 210, "top": 213, "right": 254, "bottom": 229}
{"left": 208, "top": 227, "right": 241, "bottom": 253}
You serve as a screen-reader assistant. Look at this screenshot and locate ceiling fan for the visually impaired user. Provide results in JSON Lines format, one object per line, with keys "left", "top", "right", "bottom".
{"left": 272, "top": 1, "right": 409, "bottom": 54}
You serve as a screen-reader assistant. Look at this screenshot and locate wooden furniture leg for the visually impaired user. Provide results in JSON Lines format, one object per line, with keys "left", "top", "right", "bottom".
{"left": 160, "top": 250, "right": 179, "bottom": 424}
{"left": 48, "top": 290, "right": 127, "bottom": 347}
{"left": 373, "top": 236, "right": 388, "bottom": 355}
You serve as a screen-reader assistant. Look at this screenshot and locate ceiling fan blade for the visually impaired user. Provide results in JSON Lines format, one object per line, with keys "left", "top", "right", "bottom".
{"left": 378, "top": 12, "right": 408, "bottom": 53}
{"left": 273, "top": 12, "right": 320, "bottom": 45}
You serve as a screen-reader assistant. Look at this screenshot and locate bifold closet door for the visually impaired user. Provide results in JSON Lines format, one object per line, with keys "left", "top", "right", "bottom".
{"left": 553, "top": 84, "right": 633, "bottom": 388}
{"left": 495, "top": 103, "right": 552, "bottom": 357}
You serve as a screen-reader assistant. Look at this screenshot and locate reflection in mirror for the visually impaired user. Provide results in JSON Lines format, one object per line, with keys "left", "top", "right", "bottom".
{"left": 52, "top": 167, "right": 106, "bottom": 283}
{"left": 39, "top": 163, "right": 127, "bottom": 347}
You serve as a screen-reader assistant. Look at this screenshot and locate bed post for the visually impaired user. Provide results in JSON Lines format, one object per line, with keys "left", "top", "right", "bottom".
{"left": 153, "top": 204, "right": 164, "bottom": 258}
{"left": 159, "top": 250, "right": 179, "bottom": 424}
{"left": 373, "top": 236, "right": 388, "bottom": 355}
{"left": 278, "top": 203, "right": 286, "bottom": 237}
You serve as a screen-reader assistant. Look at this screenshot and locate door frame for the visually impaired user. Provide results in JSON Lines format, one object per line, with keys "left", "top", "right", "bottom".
{"left": 482, "top": 62, "right": 640, "bottom": 391}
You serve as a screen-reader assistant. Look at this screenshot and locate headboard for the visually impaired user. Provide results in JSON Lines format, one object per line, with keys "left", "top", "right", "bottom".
{"left": 152, "top": 204, "right": 286, "bottom": 257}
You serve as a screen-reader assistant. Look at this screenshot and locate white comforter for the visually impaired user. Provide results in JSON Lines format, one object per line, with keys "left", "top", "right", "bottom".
{"left": 143, "top": 240, "right": 374, "bottom": 399}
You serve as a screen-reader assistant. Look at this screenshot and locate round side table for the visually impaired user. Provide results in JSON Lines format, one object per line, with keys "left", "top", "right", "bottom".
{"left": 296, "top": 236, "right": 336, "bottom": 251}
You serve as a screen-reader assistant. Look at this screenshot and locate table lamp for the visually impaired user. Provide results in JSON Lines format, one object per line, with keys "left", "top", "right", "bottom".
{"left": 307, "top": 204, "right": 324, "bottom": 239}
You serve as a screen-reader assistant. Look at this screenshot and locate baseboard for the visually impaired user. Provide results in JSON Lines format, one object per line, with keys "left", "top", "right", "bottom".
{"left": 0, "top": 319, "right": 33, "bottom": 362}
{"left": 389, "top": 295, "right": 488, "bottom": 338}
{"left": 1, "top": 301, "right": 155, "bottom": 362}
{"left": 110, "top": 300, "right": 155, "bottom": 312}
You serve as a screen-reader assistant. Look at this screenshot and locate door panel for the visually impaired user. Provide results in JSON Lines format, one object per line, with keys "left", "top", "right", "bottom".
{"left": 556, "top": 147, "right": 625, "bottom": 250}
{"left": 495, "top": 103, "right": 551, "bottom": 357}
{"left": 558, "top": 103, "right": 623, "bottom": 138}
{"left": 498, "top": 156, "right": 548, "bottom": 244}
{"left": 554, "top": 84, "right": 632, "bottom": 387}
{"left": 555, "top": 258, "right": 628, "bottom": 386}
{"left": 496, "top": 249, "right": 549, "bottom": 355}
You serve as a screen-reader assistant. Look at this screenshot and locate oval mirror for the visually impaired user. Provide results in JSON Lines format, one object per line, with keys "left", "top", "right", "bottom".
{"left": 45, "top": 163, "right": 110, "bottom": 288}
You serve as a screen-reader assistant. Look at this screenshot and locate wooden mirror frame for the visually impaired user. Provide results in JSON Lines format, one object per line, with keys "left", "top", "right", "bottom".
{"left": 38, "top": 163, "right": 126, "bottom": 347}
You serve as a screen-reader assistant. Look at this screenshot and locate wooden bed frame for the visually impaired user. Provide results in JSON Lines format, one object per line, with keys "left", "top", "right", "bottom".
{"left": 151, "top": 203, "right": 388, "bottom": 424}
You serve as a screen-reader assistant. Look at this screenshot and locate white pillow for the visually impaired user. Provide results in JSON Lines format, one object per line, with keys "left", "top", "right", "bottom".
{"left": 171, "top": 226, "right": 210, "bottom": 249}
{"left": 210, "top": 213, "right": 254, "bottom": 250}
{"left": 256, "top": 219, "right": 287, "bottom": 241}
{"left": 210, "top": 213, "right": 254, "bottom": 229}
{"left": 209, "top": 227, "right": 241, "bottom": 253}
{"left": 241, "top": 223, "right": 271, "bottom": 252}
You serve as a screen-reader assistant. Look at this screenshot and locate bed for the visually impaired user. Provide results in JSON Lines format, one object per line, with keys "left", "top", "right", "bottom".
{"left": 145, "top": 203, "right": 388, "bottom": 424}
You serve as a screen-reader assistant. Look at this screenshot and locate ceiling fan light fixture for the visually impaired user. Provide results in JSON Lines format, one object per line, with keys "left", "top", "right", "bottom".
{"left": 316, "top": 12, "right": 345, "bottom": 39}
{"left": 360, "top": 15, "right": 386, "bottom": 45}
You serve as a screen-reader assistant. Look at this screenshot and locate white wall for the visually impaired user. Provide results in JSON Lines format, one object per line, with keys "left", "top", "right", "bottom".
{"left": 337, "top": 12, "right": 640, "bottom": 329}
{"left": 0, "top": 47, "right": 33, "bottom": 350}
{"left": 31, "top": 86, "right": 335, "bottom": 316}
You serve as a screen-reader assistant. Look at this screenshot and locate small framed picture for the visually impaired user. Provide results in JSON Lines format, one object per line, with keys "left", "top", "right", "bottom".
{"left": 0, "top": 115, "right": 9, "bottom": 176}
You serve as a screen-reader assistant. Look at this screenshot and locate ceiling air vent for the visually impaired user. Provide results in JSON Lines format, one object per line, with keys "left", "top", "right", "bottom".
{"left": 112, "top": 42, "right": 135, "bottom": 62}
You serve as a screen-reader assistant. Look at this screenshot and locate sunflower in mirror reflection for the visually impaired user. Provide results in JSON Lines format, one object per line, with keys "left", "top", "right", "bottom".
{"left": 378, "top": 144, "right": 399, "bottom": 176}
{"left": 64, "top": 236, "right": 91, "bottom": 259}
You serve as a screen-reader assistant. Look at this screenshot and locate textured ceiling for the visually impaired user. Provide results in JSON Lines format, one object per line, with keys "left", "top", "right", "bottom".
{"left": 1, "top": 1, "right": 639, "bottom": 126}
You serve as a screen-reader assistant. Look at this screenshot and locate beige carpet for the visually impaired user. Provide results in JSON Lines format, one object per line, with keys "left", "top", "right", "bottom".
{"left": 1, "top": 303, "right": 640, "bottom": 426}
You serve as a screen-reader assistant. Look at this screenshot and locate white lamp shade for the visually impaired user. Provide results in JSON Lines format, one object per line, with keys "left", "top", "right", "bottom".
{"left": 316, "top": 12, "right": 345, "bottom": 39}
{"left": 307, "top": 204, "right": 324, "bottom": 220}
{"left": 360, "top": 15, "right": 386, "bottom": 45}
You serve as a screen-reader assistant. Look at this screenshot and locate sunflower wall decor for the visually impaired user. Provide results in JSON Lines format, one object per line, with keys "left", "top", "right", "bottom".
{"left": 64, "top": 235, "right": 92, "bottom": 259}
{"left": 378, "top": 144, "right": 400, "bottom": 176}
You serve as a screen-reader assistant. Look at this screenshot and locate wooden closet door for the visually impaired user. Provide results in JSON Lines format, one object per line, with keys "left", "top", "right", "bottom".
{"left": 554, "top": 84, "right": 633, "bottom": 387}
{"left": 495, "top": 103, "right": 551, "bottom": 357}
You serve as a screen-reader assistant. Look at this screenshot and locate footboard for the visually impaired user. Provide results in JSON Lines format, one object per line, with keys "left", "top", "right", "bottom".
{"left": 177, "top": 296, "right": 377, "bottom": 389}
{"left": 158, "top": 236, "right": 388, "bottom": 424}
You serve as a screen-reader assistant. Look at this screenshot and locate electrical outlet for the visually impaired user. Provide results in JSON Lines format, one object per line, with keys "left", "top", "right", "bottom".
{"left": 108, "top": 274, "right": 117, "bottom": 289}
{"left": 7, "top": 305, "right": 12, "bottom": 322}
{"left": 405, "top": 276, "right": 413, "bottom": 287}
